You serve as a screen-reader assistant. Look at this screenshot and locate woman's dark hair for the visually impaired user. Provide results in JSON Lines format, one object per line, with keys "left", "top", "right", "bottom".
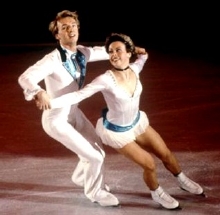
{"left": 105, "top": 33, "right": 135, "bottom": 55}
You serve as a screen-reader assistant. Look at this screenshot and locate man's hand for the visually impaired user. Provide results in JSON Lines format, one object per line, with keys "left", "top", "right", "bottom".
{"left": 34, "top": 90, "right": 51, "bottom": 110}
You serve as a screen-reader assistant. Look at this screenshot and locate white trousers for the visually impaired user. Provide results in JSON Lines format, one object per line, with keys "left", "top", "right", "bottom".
{"left": 41, "top": 105, "right": 106, "bottom": 201}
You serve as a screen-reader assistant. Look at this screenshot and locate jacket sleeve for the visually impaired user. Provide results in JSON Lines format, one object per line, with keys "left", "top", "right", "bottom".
{"left": 18, "top": 54, "right": 54, "bottom": 101}
{"left": 77, "top": 45, "right": 109, "bottom": 62}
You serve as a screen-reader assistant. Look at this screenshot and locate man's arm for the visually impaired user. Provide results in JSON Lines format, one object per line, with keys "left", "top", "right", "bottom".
{"left": 18, "top": 55, "right": 54, "bottom": 110}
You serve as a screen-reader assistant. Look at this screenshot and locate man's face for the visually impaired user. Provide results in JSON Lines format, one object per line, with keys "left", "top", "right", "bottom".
{"left": 56, "top": 17, "right": 79, "bottom": 46}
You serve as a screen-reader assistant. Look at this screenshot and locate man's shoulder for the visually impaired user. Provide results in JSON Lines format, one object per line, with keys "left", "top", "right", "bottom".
{"left": 76, "top": 44, "right": 89, "bottom": 52}
{"left": 76, "top": 44, "right": 107, "bottom": 62}
{"left": 44, "top": 48, "right": 61, "bottom": 60}
{"left": 76, "top": 45, "right": 91, "bottom": 59}
{"left": 49, "top": 48, "right": 60, "bottom": 55}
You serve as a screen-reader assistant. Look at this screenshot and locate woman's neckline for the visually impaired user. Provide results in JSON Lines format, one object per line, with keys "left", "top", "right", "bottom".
{"left": 113, "top": 66, "right": 129, "bottom": 71}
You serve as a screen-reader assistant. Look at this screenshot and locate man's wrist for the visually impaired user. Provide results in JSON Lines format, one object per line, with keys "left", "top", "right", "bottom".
{"left": 34, "top": 89, "right": 46, "bottom": 99}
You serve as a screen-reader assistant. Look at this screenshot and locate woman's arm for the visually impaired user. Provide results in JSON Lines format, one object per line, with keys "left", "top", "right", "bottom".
{"left": 50, "top": 74, "right": 107, "bottom": 108}
{"left": 130, "top": 53, "right": 148, "bottom": 74}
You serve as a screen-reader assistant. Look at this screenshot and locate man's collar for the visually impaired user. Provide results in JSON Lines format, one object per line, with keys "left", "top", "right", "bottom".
{"left": 60, "top": 45, "right": 77, "bottom": 56}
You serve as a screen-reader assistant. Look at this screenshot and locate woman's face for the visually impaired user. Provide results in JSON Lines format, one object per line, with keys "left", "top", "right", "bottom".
{"left": 108, "top": 41, "right": 131, "bottom": 69}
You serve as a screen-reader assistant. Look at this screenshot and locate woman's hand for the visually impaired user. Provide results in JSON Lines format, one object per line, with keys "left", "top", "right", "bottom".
{"left": 135, "top": 46, "right": 148, "bottom": 55}
{"left": 34, "top": 90, "right": 51, "bottom": 110}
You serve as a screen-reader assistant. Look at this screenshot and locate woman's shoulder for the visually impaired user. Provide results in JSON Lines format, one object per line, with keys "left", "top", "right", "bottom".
{"left": 92, "top": 70, "right": 115, "bottom": 86}
{"left": 95, "top": 70, "right": 113, "bottom": 81}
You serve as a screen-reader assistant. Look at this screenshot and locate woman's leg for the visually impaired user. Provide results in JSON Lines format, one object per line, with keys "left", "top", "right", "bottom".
{"left": 136, "top": 125, "right": 181, "bottom": 175}
{"left": 117, "top": 141, "right": 158, "bottom": 190}
{"left": 136, "top": 125, "right": 204, "bottom": 195}
{"left": 116, "top": 142, "right": 179, "bottom": 209}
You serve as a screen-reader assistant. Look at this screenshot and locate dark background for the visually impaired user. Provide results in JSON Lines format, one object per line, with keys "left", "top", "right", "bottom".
{"left": 1, "top": 1, "right": 219, "bottom": 62}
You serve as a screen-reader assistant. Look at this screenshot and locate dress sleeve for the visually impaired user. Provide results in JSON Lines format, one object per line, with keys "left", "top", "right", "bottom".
{"left": 50, "top": 73, "right": 108, "bottom": 108}
{"left": 130, "top": 53, "right": 148, "bottom": 74}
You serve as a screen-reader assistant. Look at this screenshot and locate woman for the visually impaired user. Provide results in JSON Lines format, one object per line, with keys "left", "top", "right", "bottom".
{"left": 49, "top": 33, "right": 204, "bottom": 210}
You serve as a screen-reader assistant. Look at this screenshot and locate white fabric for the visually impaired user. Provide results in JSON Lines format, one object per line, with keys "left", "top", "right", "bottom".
{"left": 96, "top": 111, "right": 149, "bottom": 148}
{"left": 50, "top": 54, "right": 149, "bottom": 148}
{"left": 18, "top": 45, "right": 109, "bottom": 201}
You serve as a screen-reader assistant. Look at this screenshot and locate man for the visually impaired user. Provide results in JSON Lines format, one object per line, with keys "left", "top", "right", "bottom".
{"left": 18, "top": 10, "right": 119, "bottom": 207}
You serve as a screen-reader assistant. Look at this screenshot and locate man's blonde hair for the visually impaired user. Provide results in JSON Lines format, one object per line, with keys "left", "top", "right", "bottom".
{"left": 49, "top": 10, "right": 80, "bottom": 38}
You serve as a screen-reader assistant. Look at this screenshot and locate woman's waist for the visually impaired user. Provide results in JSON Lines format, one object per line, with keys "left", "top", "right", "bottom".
{"left": 102, "top": 108, "right": 140, "bottom": 126}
